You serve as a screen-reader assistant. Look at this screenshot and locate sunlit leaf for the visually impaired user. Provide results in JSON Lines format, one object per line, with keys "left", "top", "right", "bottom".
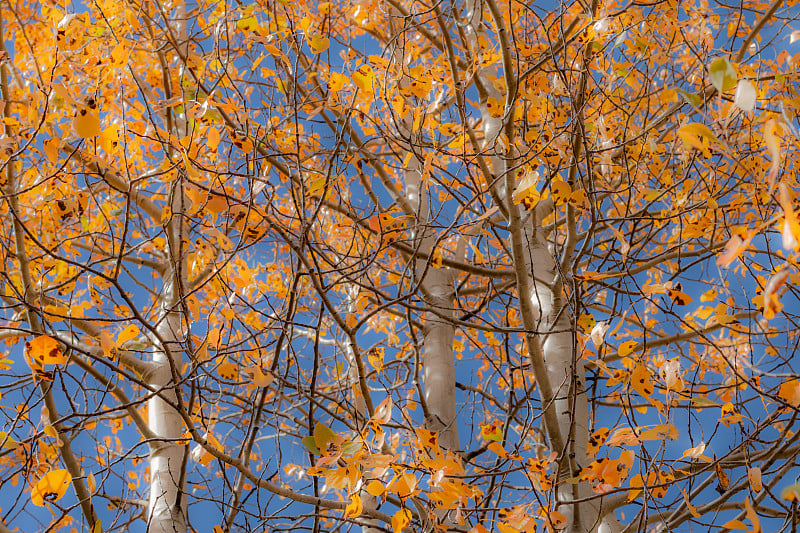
{"left": 31, "top": 469, "right": 71, "bottom": 506}
{"left": 25, "top": 335, "right": 66, "bottom": 366}
{"left": 74, "top": 108, "right": 101, "bottom": 138}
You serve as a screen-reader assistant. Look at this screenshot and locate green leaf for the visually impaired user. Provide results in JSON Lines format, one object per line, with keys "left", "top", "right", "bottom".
{"left": 341, "top": 439, "right": 362, "bottom": 457}
{"left": 313, "top": 422, "right": 336, "bottom": 450}
{"left": 676, "top": 88, "right": 702, "bottom": 107}
{"left": 302, "top": 436, "right": 320, "bottom": 455}
{"left": 690, "top": 396, "right": 718, "bottom": 406}
{"left": 709, "top": 58, "right": 737, "bottom": 93}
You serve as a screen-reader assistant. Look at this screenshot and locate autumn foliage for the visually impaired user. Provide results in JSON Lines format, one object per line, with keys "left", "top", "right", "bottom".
{"left": 1, "top": 0, "right": 800, "bottom": 532}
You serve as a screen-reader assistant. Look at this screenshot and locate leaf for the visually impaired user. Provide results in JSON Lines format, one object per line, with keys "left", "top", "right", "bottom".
{"left": 117, "top": 325, "right": 140, "bottom": 346}
{"left": 748, "top": 467, "right": 762, "bottom": 492}
{"left": 345, "top": 493, "right": 362, "bottom": 518}
{"left": 0, "top": 431, "right": 19, "bottom": 450}
{"left": 207, "top": 127, "right": 221, "bottom": 150}
{"left": 546, "top": 510, "right": 567, "bottom": 530}
{"left": 745, "top": 497, "right": 761, "bottom": 533}
{"left": 667, "top": 282, "right": 692, "bottom": 305}
{"left": 512, "top": 171, "right": 541, "bottom": 210}
{"left": 617, "top": 340, "right": 638, "bottom": 358}
{"left": 372, "top": 397, "right": 393, "bottom": 425}
{"left": 781, "top": 482, "right": 800, "bottom": 501}
{"left": 392, "top": 508, "right": 411, "bottom": 533}
{"left": 313, "top": 422, "right": 336, "bottom": 450}
{"left": 488, "top": 442, "right": 509, "bottom": 458}
{"left": 682, "top": 441, "right": 706, "bottom": 459}
{"left": 715, "top": 462, "right": 730, "bottom": 493}
{"left": 676, "top": 88, "right": 702, "bottom": 107}
{"left": 25, "top": 335, "right": 66, "bottom": 366}
{"left": 778, "top": 379, "right": 800, "bottom": 406}
{"left": 682, "top": 491, "right": 701, "bottom": 518}
{"left": 678, "top": 122, "right": 720, "bottom": 152}
{"left": 74, "top": 108, "right": 101, "bottom": 138}
{"left": 717, "top": 232, "right": 754, "bottom": 268}
{"left": 734, "top": 80, "right": 757, "bottom": 111}
{"left": 308, "top": 35, "right": 330, "bottom": 54}
{"left": 480, "top": 421, "right": 503, "bottom": 442}
{"left": 387, "top": 472, "right": 417, "bottom": 498}
{"left": 630, "top": 364, "right": 654, "bottom": 397}
{"left": 723, "top": 520, "right": 748, "bottom": 530}
{"left": 352, "top": 64, "right": 374, "bottom": 93}
{"left": 364, "top": 479, "right": 385, "bottom": 497}
{"left": 763, "top": 119, "right": 781, "bottom": 186}
{"left": 709, "top": 58, "right": 737, "bottom": 92}
{"left": 31, "top": 469, "right": 72, "bottom": 506}
{"left": 191, "top": 432, "right": 222, "bottom": 466}
{"left": 590, "top": 322, "right": 609, "bottom": 348}
{"left": 587, "top": 427, "right": 609, "bottom": 458}
{"left": 302, "top": 436, "right": 321, "bottom": 455}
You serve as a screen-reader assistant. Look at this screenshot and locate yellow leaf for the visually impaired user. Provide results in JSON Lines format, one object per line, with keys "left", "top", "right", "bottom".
{"left": 74, "top": 108, "right": 101, "bottom": 138}
{"left": 0, "top": 431, "right": 19, "bottom": 450}
{"left": 700, "top": 289, "right": 718, "bottom": 302}
{"left": 352, "top": 64, "right": 374, "bottom": 93}
{"left": 25, "top": 335, "right": 66, "bottom": 366}
{"left": 677, "top": 122, "right": 720, "bottom": 151}
{"left": 617, "top": 340, "right": 638, "bottom": 358}
{"left": 328, "top": 71, "right": 349, "bottom": 92}
{"left": 345, "top": 493, "right": 363, "bottom": 518}
{"left": 387, "top": 472, "right": 417, "bottom": 498}
{"left": 368, "top": 347, "right": 384, "bottom": 372}
{"left": 392, "top": 508, "right": 411, "bottom": 533}
{"left": 309, "top": 35, "right": 330, "bottom": 54}
{"left": 117, "top": 325, "right": 140, "bottom": 346}
{"left": 31, "top": 469, "right": 72, "bottom": 506}
{"left": 364, "top": 479, "right": 385, "bottom": 497}
{"left": 480, "top": 421, "right": 503, "bottom": 442}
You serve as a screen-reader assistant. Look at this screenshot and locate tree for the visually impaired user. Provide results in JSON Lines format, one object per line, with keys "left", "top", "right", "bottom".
{"left": 1, "top": 0, "right": 800, "bottom": 531}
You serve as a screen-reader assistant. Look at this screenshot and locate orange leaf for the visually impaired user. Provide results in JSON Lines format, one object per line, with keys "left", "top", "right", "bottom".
{"left": 745, "top": 498, "right": 761, "bottom": 533}
{"left": 547, "top": 510, "right": 568, "bottom": 531}
{"left": 488, "top": 441, "right": 508, "bottom": 458}
{"left": 748, "top": 467, "right": 762, "bottom": 492}
{"left": 717, "top": 232, "right": 754, "bottom": 268}
{"left": 778, "top": 379, "right": 800, "bottom": 407}
{"left": 31, "top": 469, "right": 71, "bottom": 506}
{"left": 25, "top": 336, "right": 66, "bottom": 366}
{"left": 630, "top": 364, "right": 654, "bottom": 397}
{"left": 74, "top": 108, "right": 101, "bottom": 138}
